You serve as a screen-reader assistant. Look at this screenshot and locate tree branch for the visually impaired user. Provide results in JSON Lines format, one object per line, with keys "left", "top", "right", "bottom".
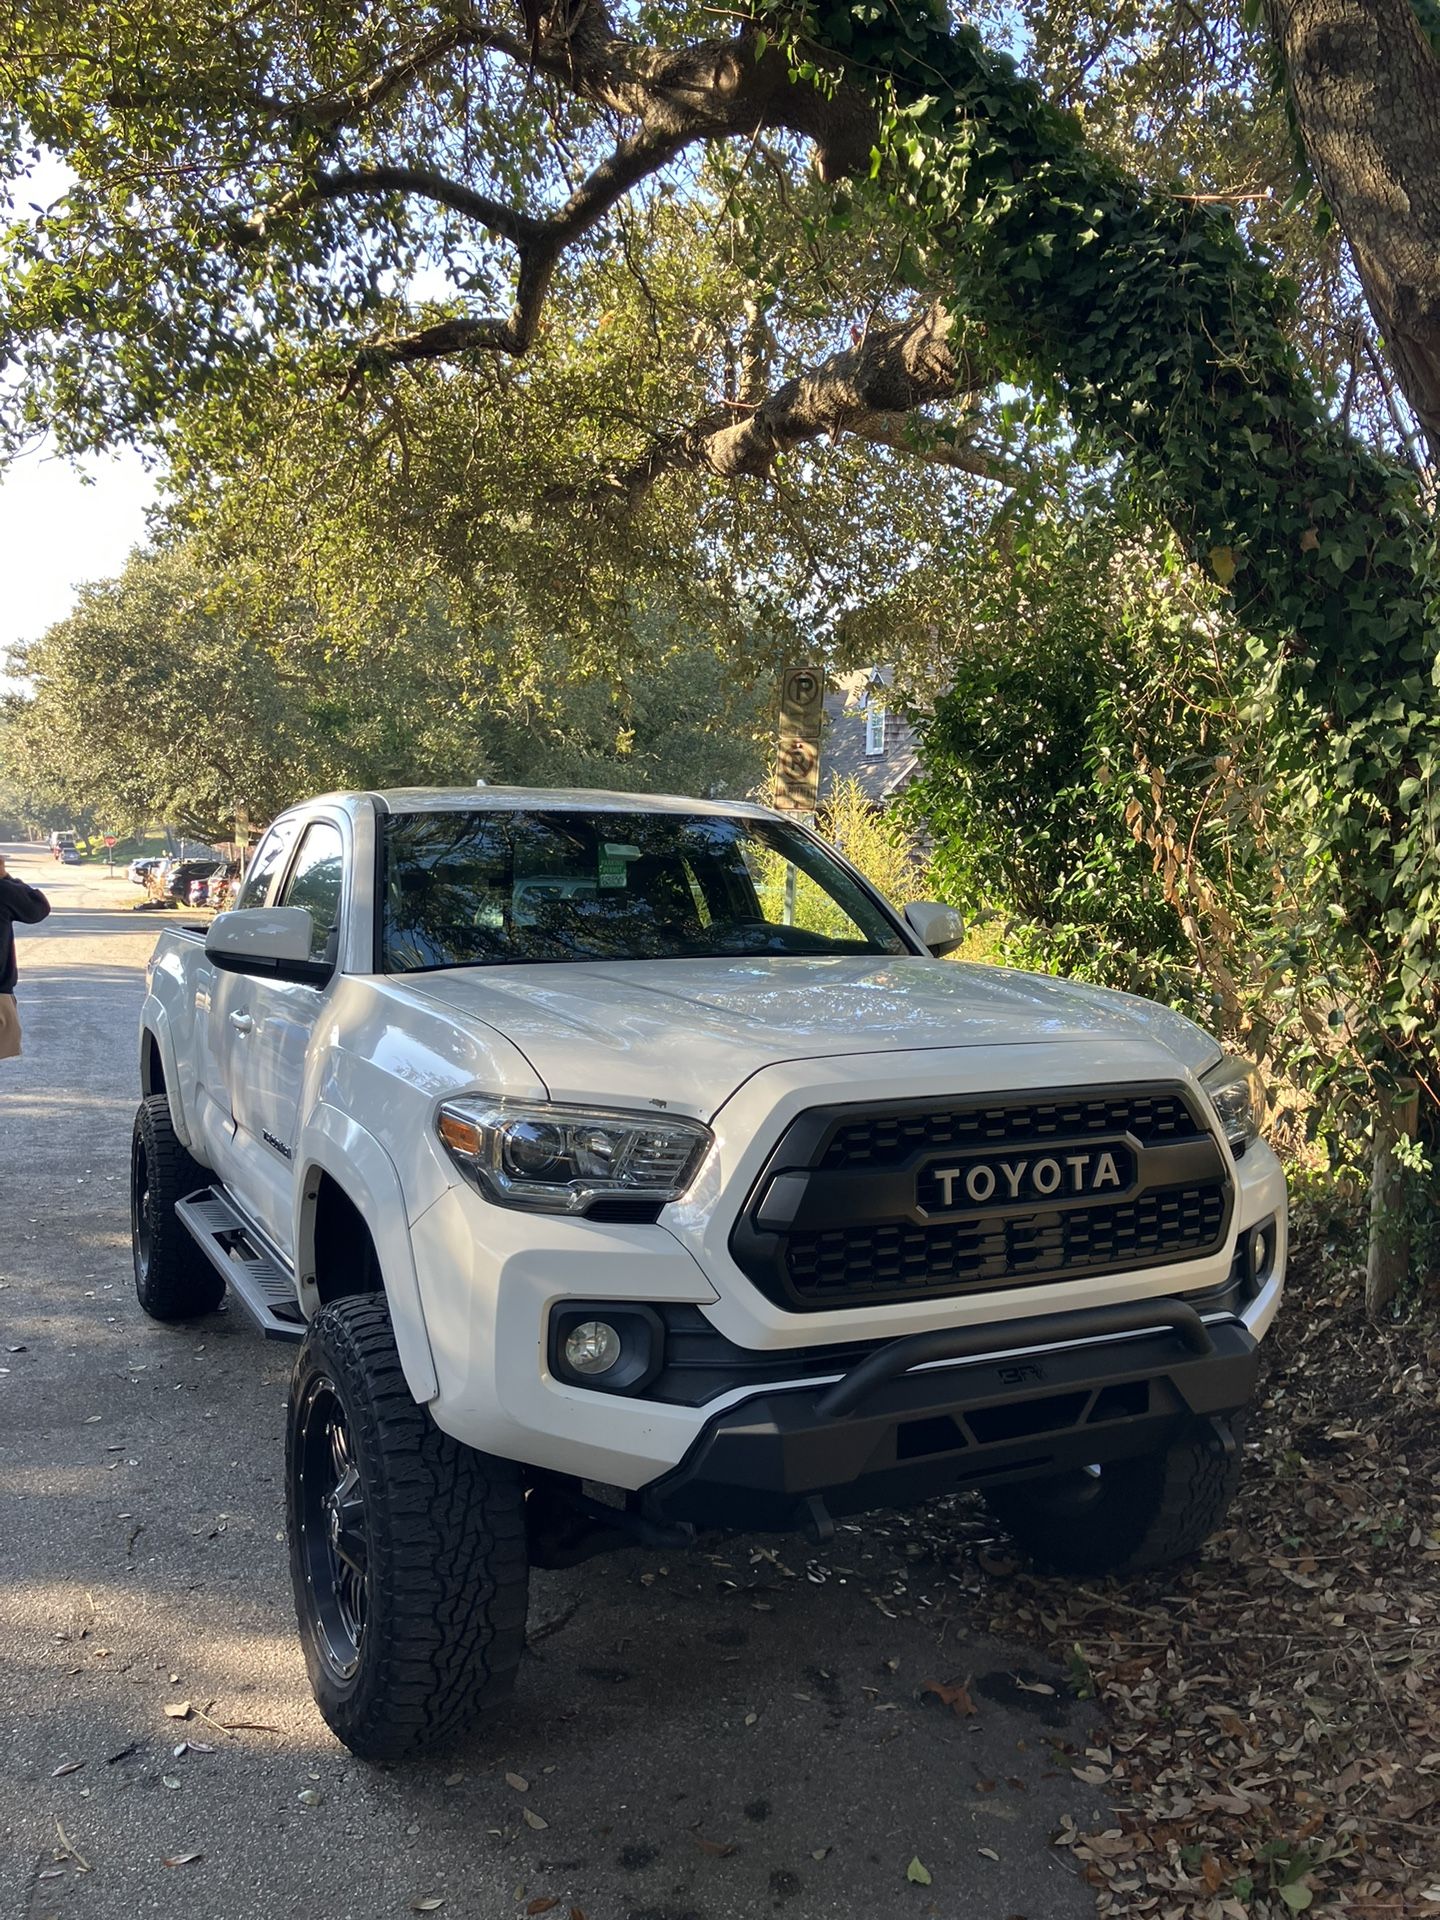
{"left": 596, "top": 303, "right": 1007, "bottom": 499}
{"left": 237, "top": 0, "right": 882, "bottom": 382}
{"left": 243, "top": 21, "right": 537, "bottom": 131}
{"left": 243, "top": 165, "right": 545, "bottom": 246}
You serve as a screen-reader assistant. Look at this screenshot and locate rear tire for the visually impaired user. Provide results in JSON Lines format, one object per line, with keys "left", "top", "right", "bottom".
{"left": 130, "top": 1095, "right": 224, "bottom": 1321}
{"left": 983, "top": 1420, "right": 1246, "bottom": 1575}
{"left": 287, "top": 1297, "right": 530, "bottom": 1760}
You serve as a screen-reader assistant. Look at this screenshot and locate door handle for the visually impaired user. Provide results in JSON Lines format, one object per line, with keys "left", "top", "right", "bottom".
{"left": 228, "top": 1011, "right": 254, "bottom": 1036}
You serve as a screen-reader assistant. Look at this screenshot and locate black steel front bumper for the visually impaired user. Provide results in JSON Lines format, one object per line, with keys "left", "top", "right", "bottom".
{"left": 638, "top": 1299, "right": 1258, "bottom": 1533}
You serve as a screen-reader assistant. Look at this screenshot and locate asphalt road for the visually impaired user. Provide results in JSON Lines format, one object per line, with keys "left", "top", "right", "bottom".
{"left": 0, "top": 848, "right": 1113, "bottom": 1920}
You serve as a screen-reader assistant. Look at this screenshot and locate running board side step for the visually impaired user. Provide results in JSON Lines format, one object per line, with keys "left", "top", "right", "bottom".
{"left": 175, "top": 1188, "right": 306, "bottom": 1343}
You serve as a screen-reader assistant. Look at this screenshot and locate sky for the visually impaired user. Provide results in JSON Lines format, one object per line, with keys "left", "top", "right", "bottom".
{"left": 1, "top": 145, "right": 158, "bottom": 672}
{"left": 0, "top": 444, "right": 156, "bottom": 665}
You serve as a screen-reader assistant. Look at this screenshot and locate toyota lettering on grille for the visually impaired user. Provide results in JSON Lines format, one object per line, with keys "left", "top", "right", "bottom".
{"left": 917, "top": 1141, "right": 1138, "bottom": 1215}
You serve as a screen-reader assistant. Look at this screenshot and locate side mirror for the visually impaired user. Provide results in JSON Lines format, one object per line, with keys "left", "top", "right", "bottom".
{"left": 205, "top": 906, "right": 330, "bottom": 985}
{"left": 903, "top": 900, "right": 965, "bottom": 958}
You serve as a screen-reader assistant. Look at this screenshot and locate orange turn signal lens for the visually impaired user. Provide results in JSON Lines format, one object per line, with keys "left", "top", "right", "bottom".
{"left": 438, "top": 1111, "right": 483, "bottom": 1156}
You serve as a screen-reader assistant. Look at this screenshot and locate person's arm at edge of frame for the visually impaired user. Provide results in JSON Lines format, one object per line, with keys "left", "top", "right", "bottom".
{"left": 0, "top": 856, "right": 53, "bottom": 923}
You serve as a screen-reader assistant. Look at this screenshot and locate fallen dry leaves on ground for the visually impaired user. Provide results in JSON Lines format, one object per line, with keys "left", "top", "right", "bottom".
{"left": 975, "top": 1220, "right": 1440, "bottom": 1919}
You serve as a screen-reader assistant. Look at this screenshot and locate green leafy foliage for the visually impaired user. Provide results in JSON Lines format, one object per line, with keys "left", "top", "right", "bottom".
{"left": 3, "top": 544, "right": 771, "bottom": 837}
{"left": 906, "top": 496, "right": 1227, "bottom": 1006}
{"left": 769, "top": 0, "right": 1440, "bottom": 1109}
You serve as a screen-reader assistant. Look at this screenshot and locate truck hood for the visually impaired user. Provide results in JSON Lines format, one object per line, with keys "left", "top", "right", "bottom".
{"left": 402, "top": 955, "right": 1220, "bottom": 1117}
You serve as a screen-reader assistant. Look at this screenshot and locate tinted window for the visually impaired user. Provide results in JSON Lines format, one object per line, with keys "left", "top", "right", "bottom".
{"left": 280, "top": 821, "right": 345, "bottom": 962}
{"left": 236, "top": 820, "right": 298, "bottom": 910}
{"left": 381, "top": 810, "right": 908, "bottom": 973}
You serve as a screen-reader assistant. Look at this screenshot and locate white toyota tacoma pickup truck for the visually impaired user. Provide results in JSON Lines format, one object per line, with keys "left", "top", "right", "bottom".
{"left": 135, "top": 787, "right": 1285, "bottom": 1759}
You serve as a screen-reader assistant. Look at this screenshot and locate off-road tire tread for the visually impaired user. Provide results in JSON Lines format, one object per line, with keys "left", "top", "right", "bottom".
{"left": 288, "top": 1297, "right": 529, "bottom": 1761}
{"left": 132, "top": 1095, "right": 225, "bottom": 1320}
{"left": 985, "top": 1421, "right": 1246, "bottom": 1575}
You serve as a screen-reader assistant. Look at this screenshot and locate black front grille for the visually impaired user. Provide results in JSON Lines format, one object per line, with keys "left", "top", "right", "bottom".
{"left": 730, "top": 1083, "right": 1233, "bottom": 1311}
{"left": 784, "top": 1185, "right": 1227, "bottom": 1304}
{"left": 822, "top": 1092, "right": 1204, "bottom": 1171}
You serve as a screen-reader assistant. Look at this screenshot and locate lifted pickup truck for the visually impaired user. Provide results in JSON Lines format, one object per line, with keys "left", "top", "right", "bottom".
{"left": 135, "top": 787, "right": 1285, "bottom": 1758}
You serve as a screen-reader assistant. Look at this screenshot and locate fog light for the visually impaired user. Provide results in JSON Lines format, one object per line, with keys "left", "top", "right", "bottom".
{"left": 563, "top": 1320, "right": 623, "bottom": 1375}
{"left": 1242, "top": 1217, "right": 1276, "bottom": 1295}
{"left": 550, "top": 1302, "right": 663, "bottom": 1393}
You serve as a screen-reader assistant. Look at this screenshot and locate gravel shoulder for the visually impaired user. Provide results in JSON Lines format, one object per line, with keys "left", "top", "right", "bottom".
{"left": 0, "top": 847, "right": 1114, "bottom": 1920}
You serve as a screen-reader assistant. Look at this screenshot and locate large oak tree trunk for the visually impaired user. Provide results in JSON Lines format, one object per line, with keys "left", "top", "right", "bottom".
{"left": 1266, "top": 0, "right": 1440, "bottom": 468}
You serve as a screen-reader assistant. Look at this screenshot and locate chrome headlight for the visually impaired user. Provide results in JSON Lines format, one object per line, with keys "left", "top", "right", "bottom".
{"left": 1199, "top": 1053, "right": 1266, "bottom": 1152}
{"left": 437, "top": 1097, "right": 712, "bottom": 1214}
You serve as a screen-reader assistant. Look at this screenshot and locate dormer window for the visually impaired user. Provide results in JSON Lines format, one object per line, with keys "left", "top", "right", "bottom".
{"left": 865, "top": 702, "right": 886, "bottom": 756}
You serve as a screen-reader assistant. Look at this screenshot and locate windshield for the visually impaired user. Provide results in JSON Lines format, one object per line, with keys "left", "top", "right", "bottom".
{"left": 381, "top": 809, "right": 911, "bottom": 972}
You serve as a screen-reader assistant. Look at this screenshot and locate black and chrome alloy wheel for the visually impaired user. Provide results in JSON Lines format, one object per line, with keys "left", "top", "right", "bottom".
{"left": 294, "top": 1374, "right": 370, "bottom": 1681}
{"left": 131, "top": 1128, "right": 154, "bottom": 1284}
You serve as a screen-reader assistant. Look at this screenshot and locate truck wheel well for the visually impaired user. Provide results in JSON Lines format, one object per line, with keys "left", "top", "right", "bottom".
{"left": 311, "top": 1175, "right": 384, "bottom": 1306}
{"left": 141, "top": 1031, "right": 165, "bottom": 1098}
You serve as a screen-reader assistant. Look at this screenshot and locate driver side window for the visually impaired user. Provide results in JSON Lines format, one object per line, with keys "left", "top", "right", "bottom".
{"left": 279, "top": 821, "right": 345, "bottom": 964}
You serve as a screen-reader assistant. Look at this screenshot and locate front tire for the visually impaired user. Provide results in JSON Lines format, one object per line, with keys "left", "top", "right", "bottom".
{"left": 983, "top": 1420, "right": 1246, "bottom": 1575}
{"left": 287, "top": 1298, "right": 530, "bottom": 1760}
{"left": 130, "top": 1095, "right": 225, "bottom": 1321}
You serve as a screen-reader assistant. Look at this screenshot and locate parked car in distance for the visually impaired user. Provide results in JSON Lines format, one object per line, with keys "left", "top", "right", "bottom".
{"left": 50, "top": 830, "right": 78, "bottom": 859}
{"left": 59, "top": 845, "right": 82, "bottom": 865}
{"left": 188, "top": 860, "right": 241, "bottom": 910}
{"left": 146, "top": 856, "right": 221, "bottom": 905}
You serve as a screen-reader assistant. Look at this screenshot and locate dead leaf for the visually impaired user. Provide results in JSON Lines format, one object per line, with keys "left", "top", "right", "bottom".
{"left": 410, "top": 1899, "right": 446, "bottom": 1913}
{"left": 163, "top": 1852, "right": 203, "bottom": 1867}
{"left": 922, "top": 1677, "right": 977, "bottom": 1716}
{"left": 522, "top": 1807, "right": 549, "bottom": 1831}
{"left": 1299, "top": 527, "right": 1320, "bottom": 552}
{"left": 694, "top": 1836, "right": 736, "bottom": 1858}
{"left": 54, "top": 1818, "right": 90, "bottom": 1871}
{"left": 161, "top": 1774, "right": 182, "bottom": 1790}
{"left": 1014, "top": 1677, "right": 1055, "bottom": 1695}
{"left": 977, "top": 1847, "right": 1000, "bottom": 1861}
{"left": 505, "top": 1771, "right": 530, "bottom": 1792}
{"left": 164, "top": 1702, "right": 192, "bottom": 1720}
{"left": 297, "top": 1788, "right": 322, "bottom": 1807}
{"left": 51, "top": 1760, "right": 84, "bottom": 1776}
{"left": 526, "top": 1902, "right": 561, "bottom": 1915}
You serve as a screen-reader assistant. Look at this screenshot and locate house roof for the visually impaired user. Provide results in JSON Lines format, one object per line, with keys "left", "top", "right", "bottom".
{"left": 818, "top": 668, "right": 920, "bottom": 804}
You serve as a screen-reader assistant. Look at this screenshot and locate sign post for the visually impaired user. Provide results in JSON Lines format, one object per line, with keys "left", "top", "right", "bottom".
{"left": 773, "top": 667, "right": 826, "bottom": 926}
{"left": 774, "top": 666, "right": 825, "bottom": 816}
{"left": 104, "top": 834, "right": 117, "bottom": 874}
